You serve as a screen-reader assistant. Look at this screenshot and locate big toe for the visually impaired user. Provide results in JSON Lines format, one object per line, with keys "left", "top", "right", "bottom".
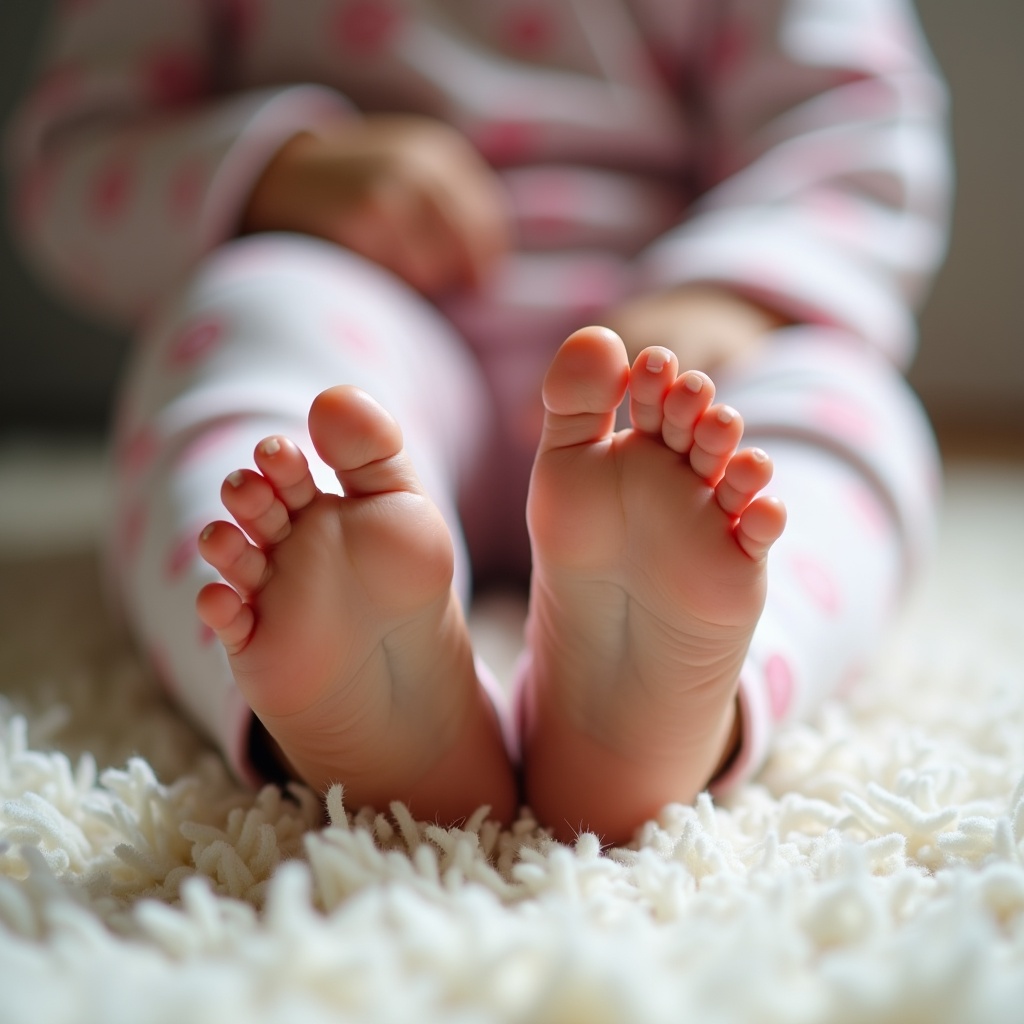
{"left": 539, "top": 326, "right": 630, "bottom": 451}
{"left": 308, "top": 385, "right": 420, "bottom": 498}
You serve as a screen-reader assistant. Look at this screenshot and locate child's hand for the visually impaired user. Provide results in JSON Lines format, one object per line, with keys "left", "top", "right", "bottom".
{"left": 602, "top": 285, "right": 789, "bottom": 373}
{"left": 241, "top": 116, "right": 511, "bottom": 295}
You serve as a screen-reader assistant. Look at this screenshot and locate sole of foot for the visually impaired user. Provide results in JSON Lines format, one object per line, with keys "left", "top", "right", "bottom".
{"left": 196, "top": 385, "right": 517, "bottom": 824}
{"left": 521, "top": 326, "right": 786, "bottom": 844}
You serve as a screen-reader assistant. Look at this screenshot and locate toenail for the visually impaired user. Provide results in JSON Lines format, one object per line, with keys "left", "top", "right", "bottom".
{"left": 199, "top": 523, "right": 215, "bottom": 542}
{"left": 227, "top": 470, "right": 245, "bottom": 488}
{"left": 751, "top": 448, "right": 768, "bottom": 462}
{"left": 717, "top": 407, "right": 736, "bottom": 424}
{"left": 645, "top": 348, "right": 670, "bottom": 373}
{"left": 260, "top": 437, "right": 281, "bottom": 456}
{"left": 683, "top": 372, "right": 704, "bottom": 393}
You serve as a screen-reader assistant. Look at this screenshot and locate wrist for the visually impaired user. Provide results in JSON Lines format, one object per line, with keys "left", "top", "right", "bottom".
{"left": 239, "top": 130, "right": 322, "bottom": 236}
{"left": 606, "top": 283, "right": 789, "bottom": 372}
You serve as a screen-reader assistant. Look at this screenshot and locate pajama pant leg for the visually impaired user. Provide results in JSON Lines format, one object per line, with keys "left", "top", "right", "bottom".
{"left": 104, "top": 234, "right": 493, "bottom": 781}
{"left": 711, "top": 327, "right": 941, "bottom": 790}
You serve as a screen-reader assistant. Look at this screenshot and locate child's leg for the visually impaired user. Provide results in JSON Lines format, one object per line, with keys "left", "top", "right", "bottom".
{"left": 709, "top": 328, "right": 940, "bottom": 788}
{"left": 107, "top": 235, "right": 516, "bottom": 821}
{"left": 518, "top": 326, "right": 937, "bottom": 845}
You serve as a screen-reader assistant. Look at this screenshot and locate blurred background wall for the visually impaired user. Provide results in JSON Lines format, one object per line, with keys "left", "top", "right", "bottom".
{"left": 1, "top": 0, "right": 1021, "bottom": 437}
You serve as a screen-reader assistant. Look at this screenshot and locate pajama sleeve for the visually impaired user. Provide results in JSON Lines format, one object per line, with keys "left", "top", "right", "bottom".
{"left": 635, "top": 0, "right": 953, "bottom": 367}
{"left": 6, "top": 0, "right": 351, "bottom": 326}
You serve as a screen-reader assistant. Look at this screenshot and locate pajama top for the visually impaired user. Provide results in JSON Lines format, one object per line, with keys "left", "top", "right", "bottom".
{"left": 8, "top": 0, "right": 952, "bottom": 368}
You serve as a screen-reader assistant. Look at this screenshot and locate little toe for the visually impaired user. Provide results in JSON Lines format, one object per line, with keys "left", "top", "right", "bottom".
{"left": 253, "top": 436, "right": 317, "bottom": 513}
{"left": 539, "top": 326, "right": 630, "bottom": 451}
{"left": 689, "top": 404, "right": 743, "bottom": 484}
{"left": 198, "top": 520, "right": 269, "bottom": 595}
{"left": 195, "top": 581, "right": 256, "bottom": 656}
{"left": 308, "top": 385, "right": 422, "bottom": 498}
{"left": 662, "top": 370, "right": 715, "bottom": 453}
{"left": 221, "top": 468, "right": 292, "bottom": 547}
{"left": 628, "top": 346, "right": 678, "bottom": 434}
{"left": 735, "top": 496, "right": 788, "bottom": 561}
{"left": 715, "top": 448, "right": 774, "bottom": 517}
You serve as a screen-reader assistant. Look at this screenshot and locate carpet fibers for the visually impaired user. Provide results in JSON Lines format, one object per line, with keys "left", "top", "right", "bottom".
{"left": 1, "top": 455, "right": 1023, "bottom": 1023}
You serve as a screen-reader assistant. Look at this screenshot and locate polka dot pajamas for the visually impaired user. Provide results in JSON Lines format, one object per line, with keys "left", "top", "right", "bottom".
{"left": 7, "top": 0, "right": 952, "bottom": 789}
{"left": 104, "top": 236, "right": 939, "bottom": 785}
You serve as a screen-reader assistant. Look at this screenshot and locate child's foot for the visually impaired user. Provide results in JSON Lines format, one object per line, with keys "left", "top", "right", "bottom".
{"left": 521, "top": 326, "right": 786, "bottom": 844}
{"left": 195, "top": 386, "right": 517, "bottom": 824}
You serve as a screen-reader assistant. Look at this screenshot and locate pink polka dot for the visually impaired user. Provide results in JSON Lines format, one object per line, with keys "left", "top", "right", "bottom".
{"left": 709, "top": 21, "right": 748, "bottom": 79}
{"left": 118, "top": 500, "right": 148, "bottom": 568}
{"left": 165, "top": 526, "right": 203, "bottom": 582}
{"left": 142, "top": 49, "right": 205, "bottom": 105}
{"left": 790, "top": 553, "right": 841, "bottom": 616}
{"left": 509, "top": 170, "right": 577, "bottom": 242}
{"left": 650, "top": 45, "right": 686, "bottom": 89}
{"left": 805, "top": 188, "right": 861, "bottom": 228}
{"left": 327, "top": 315, "right": 380, "bottom": 363}
{"left": 333, "top": 0, "right": 403, "bottom": 55}
{"left": 215, "top": 238, "right": 285, "bottom": 279}
{"left": 843, "top": 78, "right": 894, "bottom": 119}
{"left": 531, "top": 173, "right": 576, "bottom": 209}
{"left": 764, "top": 654, "right": 794, "bottom": 720}
{"left": 90, "top": 153, "right": 135, "bottom": 224}
{"left": 471, "top": 120, "right": 540, "bottom": 165}
{"left": 501, "top": 6, "right": 555, "bottom": 53}
{"left": 810, "top": 394, "right": 877, "bottom": 446}
{"left": 168, "top": 159, "right": 205, "bottom": 220}
{"left": 566, "top": 261, "right": 623, "bottom": 318}
{"left": 118, "top": 424, "right": 160, "bottom": 478}
{"left": 747, "top": 262, "right": 799, "bottom": 302}
{"left": 168, "top": 317, "right": 225, "bottom": 368}
{"left": 864, "top": 12, "right": 917, "bottom": 68}
{"left": 173, "top": 422, "right": 245, "bottom": 469}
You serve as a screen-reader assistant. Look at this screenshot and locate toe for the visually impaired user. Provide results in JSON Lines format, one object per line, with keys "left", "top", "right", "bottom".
{"left": 628, "top": 347, "right": 678, "bottom": 435}
{"left": 539, "top": 326, "right": 629, "bottom": 452}
{"left": 254, "top": 436, "right": 317, "bottom": 513}
{"left": 222, "top": 468, "right": 292, "bottom": 546}
{"left": 735, "top": 496, "right": 787, "bottom": 561}
{"left": 715, "top": 448, "right": 774, "bottom": 517}
{"left": 662, "top": 371, "right": 715, "bottom": 453}
{"left": 690, "top": 404, "right": 743, "bottom": 484}
{"left": 308, "top": 385, "right": 422, "bottom": 498}
{"left": 196, "top": 581, "right": 256, "bottom": 656}
{"left": 198, "top": 520, "right": 269, "bottom": 595}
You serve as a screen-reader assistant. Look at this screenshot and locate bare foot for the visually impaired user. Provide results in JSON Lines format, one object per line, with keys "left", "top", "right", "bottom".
{"left": 195, "top": 386, "right": 517, "bottom": 824}
{"left": 520, "top": 326, "right": 786, "bottom": 844}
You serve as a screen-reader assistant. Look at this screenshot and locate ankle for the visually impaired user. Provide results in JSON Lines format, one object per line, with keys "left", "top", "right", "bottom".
{"left": 521, "top": 681, "right": 739, "bottom": 845}
{"left": 401, "top": 687, "right": 519, "bottom": 826}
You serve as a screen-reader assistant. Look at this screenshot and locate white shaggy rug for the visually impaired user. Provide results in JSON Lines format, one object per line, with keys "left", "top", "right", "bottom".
{"left": 2, "top": 444, "right": 1024, "bottom": 1023}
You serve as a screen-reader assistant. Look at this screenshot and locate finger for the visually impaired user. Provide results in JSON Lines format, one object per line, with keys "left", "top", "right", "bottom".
{"left": 335, "top": 194, "right": 406, "bottom": 279}
{"left": 437, "top": 173, "right": 510, "bottom": 288}
{"left": 404, "top": 188, "right": 470, "bottom": 292}
{"left": 414, "top": 153, "right": 509, "bottom": 291}
{"left": 356, "top": 183, "right": 462, "bottom": 294}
